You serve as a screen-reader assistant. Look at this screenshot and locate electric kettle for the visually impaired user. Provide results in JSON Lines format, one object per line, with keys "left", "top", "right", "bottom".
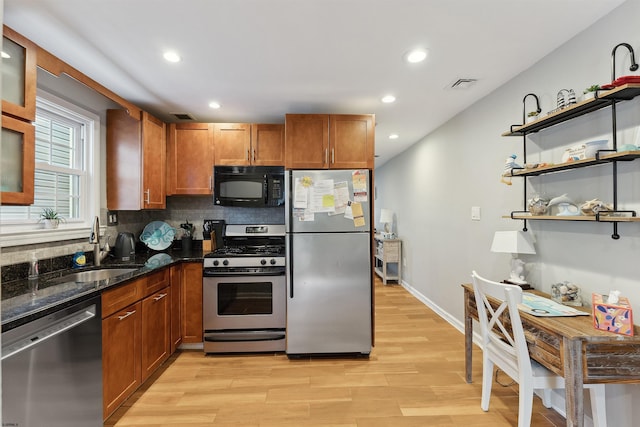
{"left": 114, "top": 232, "right": 135, "bottom": 261}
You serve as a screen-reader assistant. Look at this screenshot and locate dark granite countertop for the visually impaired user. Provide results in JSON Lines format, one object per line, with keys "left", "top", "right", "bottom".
{"left": 2, "top": 250, "right": 203, "bottom": 332}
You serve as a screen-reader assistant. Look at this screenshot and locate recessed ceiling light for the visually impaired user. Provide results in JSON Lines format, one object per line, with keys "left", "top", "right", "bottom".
{"left": 381, "top": 95, "right": 396, "bottom": 103}
{"left": 389, "top": 134, "right": 399, "bottom": 140}
{"left": 163, "top": 51, "right": 181, "bottom": 63}
{"left": 209, "top": 101, "right": 221, "bottom": 109}
{"left": 405, "top": 48, "right": 428, "bottom": 64}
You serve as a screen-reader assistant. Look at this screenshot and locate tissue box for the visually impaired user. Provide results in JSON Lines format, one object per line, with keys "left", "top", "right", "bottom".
{"left": 592, "top": 293, "right": 634, "bottom": 336}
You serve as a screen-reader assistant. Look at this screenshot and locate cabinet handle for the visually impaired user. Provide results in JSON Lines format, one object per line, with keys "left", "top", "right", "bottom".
{"left": 331, "top": 148, "right": 335, "bottom": 164}
{"left": 247, "top": 150, "right": 250, "bottom": 161}
{"left": 144, "top": 189, "right": 150, "bottom": 204}
{"left": 153, "top": 293, "right": 167, "bottom": 301}
{"left": 252, "top": 150, "right": 256, "bottom": 162}
{"left": 209, "top": 176, "right": 213, "bottom": 191}
{"left": 325, "top": 149, "right": 329, "bottom": 165}
{"left": 118, "top": 310, "right": 136, "bottom": 321}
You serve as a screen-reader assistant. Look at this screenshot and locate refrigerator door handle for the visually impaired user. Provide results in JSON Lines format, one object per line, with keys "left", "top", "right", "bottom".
{"left": 288, "top": 233, "right": 294, "bottom": 298}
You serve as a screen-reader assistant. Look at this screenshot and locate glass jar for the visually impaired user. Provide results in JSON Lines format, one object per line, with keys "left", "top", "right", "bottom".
{"left": 551, "top": 282, "right": 582, "bottom": 306}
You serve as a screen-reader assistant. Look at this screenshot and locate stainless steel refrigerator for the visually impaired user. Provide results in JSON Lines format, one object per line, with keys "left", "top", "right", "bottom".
{"left": 285, "top": 169, "right": 372, "bottom": 356}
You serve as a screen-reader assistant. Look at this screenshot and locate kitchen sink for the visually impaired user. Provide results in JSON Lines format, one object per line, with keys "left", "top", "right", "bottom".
{"left": 53, "top": 268, "right": 138, "bottom": 284}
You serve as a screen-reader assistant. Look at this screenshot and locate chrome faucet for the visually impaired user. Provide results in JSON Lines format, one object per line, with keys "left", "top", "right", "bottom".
{"left": 90, "top": 216, "right": 109, "bottom": 266}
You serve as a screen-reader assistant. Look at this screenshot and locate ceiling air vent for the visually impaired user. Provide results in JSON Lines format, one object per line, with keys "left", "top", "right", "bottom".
{"left": 449, "top": 78, "right": 478, "bottom": 90}
{"left": 170, "top": 112, "right": 196, "bottom": 120}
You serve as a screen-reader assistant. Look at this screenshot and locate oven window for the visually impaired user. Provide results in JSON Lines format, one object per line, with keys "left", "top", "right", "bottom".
{"left": 219, "top": 180, "right": 263, "bottom": 199}
{"left": 218, "top": 282, "right": 273, "bottom": 315}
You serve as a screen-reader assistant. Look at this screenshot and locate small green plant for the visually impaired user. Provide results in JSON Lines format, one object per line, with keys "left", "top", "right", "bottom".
{"left": 527, "top": 111, "right": 539, "bottom": 117}
{"left": 39, "top": 208, "right": 65, "bottom": 222}
{"left": 584, "top": 84, "right": 600, "bottom": 94}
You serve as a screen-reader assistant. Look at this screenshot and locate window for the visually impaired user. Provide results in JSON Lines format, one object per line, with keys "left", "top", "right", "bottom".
{"left": 0, "top": 90, "right": 100, "bottom": 246}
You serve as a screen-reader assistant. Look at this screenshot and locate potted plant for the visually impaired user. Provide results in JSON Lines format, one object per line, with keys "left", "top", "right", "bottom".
{"left": 526, "top": 110, "right": 540, "bottom": 123}
{"left": 39, "top": 208, "right": 65, "bottom": 229}
{"left": 583, "top": 84, "right": 600, "bottom": 101}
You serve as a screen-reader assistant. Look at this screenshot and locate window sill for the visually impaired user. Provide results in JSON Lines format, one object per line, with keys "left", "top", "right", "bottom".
{"left": 0, "top": 224, "right": 105, "bottom": 248}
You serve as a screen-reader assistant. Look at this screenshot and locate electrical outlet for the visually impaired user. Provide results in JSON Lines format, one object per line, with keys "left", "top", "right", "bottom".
{"left": 403, "top": 257, "right": 407, "bottom": 267}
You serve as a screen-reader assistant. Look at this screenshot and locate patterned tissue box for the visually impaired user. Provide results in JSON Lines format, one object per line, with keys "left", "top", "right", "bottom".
{"left": 592, "top": 293, "right": 634, "bottom": 336}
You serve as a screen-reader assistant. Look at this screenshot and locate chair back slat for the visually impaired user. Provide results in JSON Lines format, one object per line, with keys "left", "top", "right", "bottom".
{"left": 471, "top": 271, "right": 532, "bottom": 378}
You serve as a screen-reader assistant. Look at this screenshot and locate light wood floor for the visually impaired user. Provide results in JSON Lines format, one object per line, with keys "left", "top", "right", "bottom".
{"left": 105, "top": 277, "right": 565, "bottom": 427}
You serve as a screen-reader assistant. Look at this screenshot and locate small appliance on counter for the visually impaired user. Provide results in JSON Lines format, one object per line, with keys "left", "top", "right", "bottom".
{"left": 113, "top": 232, "right": 135, "bottom": 261}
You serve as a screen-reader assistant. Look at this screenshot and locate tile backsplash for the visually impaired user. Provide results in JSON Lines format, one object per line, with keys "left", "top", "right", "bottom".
{"left": 1, "top": 196, "right": 284, "bottom": 267}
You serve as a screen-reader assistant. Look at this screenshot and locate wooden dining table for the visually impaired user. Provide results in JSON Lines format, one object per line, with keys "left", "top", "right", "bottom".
{"left": 462, "top": 283, "right": 640, "bottom": 427}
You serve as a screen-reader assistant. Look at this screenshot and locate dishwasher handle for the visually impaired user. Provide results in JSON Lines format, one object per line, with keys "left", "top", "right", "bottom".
{"left": 1, "top": 304, "right": 97, "bottom": 361}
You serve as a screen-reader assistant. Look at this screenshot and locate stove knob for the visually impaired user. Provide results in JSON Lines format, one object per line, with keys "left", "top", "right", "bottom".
{"left": 270, "top": 258, "right": 277, "bottom": 265}
{"left": 261, "top": 259, "right": 267, "bottom": 265}
{"left": 223, "top": 259, "right": 229, "bottom": 266}
{"left": 213, "top": 260, "right": 219, "bottom": 266}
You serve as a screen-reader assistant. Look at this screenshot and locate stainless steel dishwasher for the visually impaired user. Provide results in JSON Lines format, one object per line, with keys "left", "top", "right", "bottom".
{"left": 2, "top": 295, "right": 102, "bottom": 427}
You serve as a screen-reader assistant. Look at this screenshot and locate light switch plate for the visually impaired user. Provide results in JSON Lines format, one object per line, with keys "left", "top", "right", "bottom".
{"left": 107, "top": 210, "right": 119, "bottom": 226}
{"left": 471, "top": 206, "right": 481, "bottom": 221}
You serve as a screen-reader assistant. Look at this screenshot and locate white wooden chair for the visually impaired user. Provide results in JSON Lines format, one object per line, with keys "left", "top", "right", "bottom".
{"left": 471, "top": 271, "right": 607, "bottom": 427}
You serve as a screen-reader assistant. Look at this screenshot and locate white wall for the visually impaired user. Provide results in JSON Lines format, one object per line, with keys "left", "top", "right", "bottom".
{"left": 375, "top": 1, "right": 640, "bottom": 425}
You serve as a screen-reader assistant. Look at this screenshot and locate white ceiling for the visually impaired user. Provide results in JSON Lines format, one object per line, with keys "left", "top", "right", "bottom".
{"left": 4, "top": 0, "right": 626, "bottom": 166}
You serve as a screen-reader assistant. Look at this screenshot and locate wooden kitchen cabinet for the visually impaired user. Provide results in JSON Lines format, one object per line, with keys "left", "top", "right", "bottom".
{"left": 102, "top": 301, "right": 141, "bottom": 420}
{"left": 107, "top": 109, "right": 167, "bottom": 210}
{"left": 2, "top": 26, "right": 37, "bottom": 122}
{"left": 214, "top": 123, "right": 251, "bottom": 165}
{"left": 141, "top": 288, "right": 170, "bottom": 382}
{"left": 285, "top": 114, "right": 374, "bottom": 169}
{"left": 166, "top": 122, "right": 214, "bottom": 195}
{"left": 1, "top": 115, "right": 35, "bottom": 205}
{"left": 215, "top": 123, "right": 285, "bottom": 166}
{"left": 170, "top": 265, "right": 183, "bottom": 352}
{"left": 1, "top": 26, "right": 37, "bottom": 205}
{"left": 102, "top": 269, "right": 170, "bottom": 420}
{"left": 181, "top": 262, "right": 203, "bottom": 343}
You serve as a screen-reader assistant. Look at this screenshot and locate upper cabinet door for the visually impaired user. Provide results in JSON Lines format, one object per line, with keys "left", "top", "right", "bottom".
{"left": 329, "top": 114, "right": 375, "bottom": 169}
{"left": 107, "top": 109, "right": 167, "bottom": 210}
{"left": 214, "top": 123, "right": 252, "bottom": 166}
{"left": 141, "top": 112, "right": 166, "bottom": 209}
{"left": 2, "top": 26, "right": 37, "bottom": 122}
{"left": 252, "top": 124, "right": 285, "bottom": 166}
{"left": 285, "top": 114, "right": 330, "bottom": 169}
{"left": 166, "top": 122, "right": 214, "bottom": 195}
{"left": 1, "top": 115, "right": 35, "bottom": 205}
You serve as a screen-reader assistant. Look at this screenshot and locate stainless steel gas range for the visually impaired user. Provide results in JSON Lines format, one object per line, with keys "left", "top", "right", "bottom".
{"left": 202, "top": 224, "right": 286, "bottom": 353}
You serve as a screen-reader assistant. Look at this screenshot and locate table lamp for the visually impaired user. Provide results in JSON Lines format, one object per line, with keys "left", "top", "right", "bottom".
{"left": 490, "top": 230, "right": 536, "bottom": 289}
{"left": 380, "top": 209, "right": 394, "bottom": 238}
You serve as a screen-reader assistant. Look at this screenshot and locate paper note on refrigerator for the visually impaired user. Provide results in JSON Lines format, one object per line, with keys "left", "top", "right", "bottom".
{"left": 310, "top": 179, "right": 335, "bottom": 213}
{"left": 352, "top": 170, "right": 368, "bottom": 202}
{"left": 293, "top": 178, "right": 309, "bottom": 209}
{"left": 351, "top": 201, "right": 365, "bottom": 227}
{"left": 329, "top": 181, "right": 350, "bottom": 215}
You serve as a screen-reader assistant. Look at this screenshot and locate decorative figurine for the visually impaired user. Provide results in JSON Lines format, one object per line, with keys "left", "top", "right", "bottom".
{"left": 580, "top": 199, "right": 613, "bottom": 216}
{"left": 548, "top": 193, "right": 580, "bottom": 216}
{"left": 500, "top": 154, "right": 523, "bottom": 185}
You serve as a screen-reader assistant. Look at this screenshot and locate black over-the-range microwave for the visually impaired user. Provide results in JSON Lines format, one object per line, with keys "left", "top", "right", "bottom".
{"left": 213, "top": 165, "right": 285, "bottom": 207}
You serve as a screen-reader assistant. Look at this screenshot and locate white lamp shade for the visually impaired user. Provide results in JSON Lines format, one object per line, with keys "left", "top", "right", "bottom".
{"left": 380, "top": 209, "right": 394, "bottom": 224}
{"left": 490, "top": 231, "right": 536, "bottom": 254}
